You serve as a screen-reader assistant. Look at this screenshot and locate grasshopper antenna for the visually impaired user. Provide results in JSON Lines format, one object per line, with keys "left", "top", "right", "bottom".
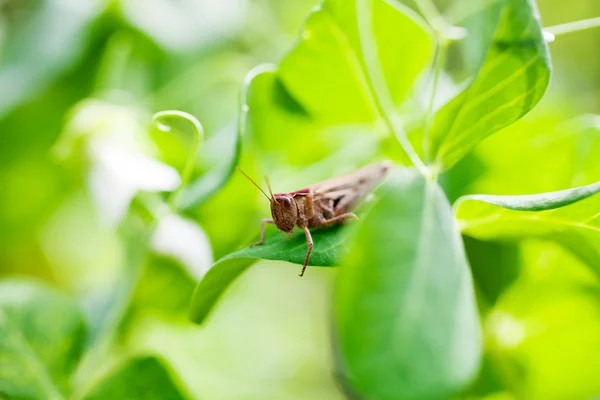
{"left": 236, "top": 167, "right": 271, "bottom": 201}
{"left": 265, "top": 175, "right": 274, "bottom": 199}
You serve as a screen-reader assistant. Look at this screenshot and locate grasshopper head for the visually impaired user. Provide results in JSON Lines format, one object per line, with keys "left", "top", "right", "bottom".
{"left": 271, "top": 194, "right": 297, "bottom": 233}
{"left": 235, "top": 167, "right": 298, "bottom": 234}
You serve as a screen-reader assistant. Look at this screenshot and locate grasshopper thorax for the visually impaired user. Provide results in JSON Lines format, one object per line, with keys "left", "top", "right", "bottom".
{"left": 271, "top": 194, "right": 297, "bottom": 233}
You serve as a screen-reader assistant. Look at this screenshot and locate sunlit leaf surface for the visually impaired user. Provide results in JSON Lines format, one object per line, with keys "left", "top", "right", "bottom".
{"left": 427, "top": 0, "right": 551, "bottom": 169}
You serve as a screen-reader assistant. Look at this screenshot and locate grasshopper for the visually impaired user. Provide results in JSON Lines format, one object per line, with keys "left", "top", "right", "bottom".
{"left": 237, "top": 161, "right": 391, "bottom": 276}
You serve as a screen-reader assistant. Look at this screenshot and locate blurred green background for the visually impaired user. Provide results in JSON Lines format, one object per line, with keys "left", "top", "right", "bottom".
{"left": 0, "top": 0, "right": 599, "bottom": 399}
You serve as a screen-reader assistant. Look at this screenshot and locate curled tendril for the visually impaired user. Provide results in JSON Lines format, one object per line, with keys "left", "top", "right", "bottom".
{"left": 152, "top": 110, "right": 204, "bottom": 208}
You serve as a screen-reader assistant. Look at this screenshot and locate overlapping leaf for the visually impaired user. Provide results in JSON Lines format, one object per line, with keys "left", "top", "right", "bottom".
{"left": 427, "top": 0, "right": 551, "bottom": 169}
{"left": 456, "top": 181, "right": 600, "bottom": 278}
{"left": 247, "top": 0, "right": 434, "bottom": 153}
{"left": 189, "top": 225, "right": 350, "bottom": 324}
{"left": 335, "top": 169, "right": 481, "bottom": 399}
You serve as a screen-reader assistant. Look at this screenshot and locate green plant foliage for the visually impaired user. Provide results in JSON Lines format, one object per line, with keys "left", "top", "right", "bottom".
{"left": 0, "top": 0, "right": 104, "bottom": 117}
{"left": 456, "top": 179, "right": 600, "bottom": 211}
{"left": 83, "top": 356, "right": 188, "bottom": 400}
{"left": 426, "top": 0, "right": 551, "bottom": 169}
{"left": 0, "top": 279, "right": 189, "bottom": 399}
{"left": 189, "top": 225, "right": 349, "bottom": 324}
{"left": 463, "top": 237, "right": 521, "bottom": 306}
{"left": 4, "top": 0, "right": 600, "bottom": 398}
{"left": 247, "top": 0, "right": 434, "bottom": 153}
{"left": 0, "top": 279, "right": 86, "bottom": 399}
{"left": 456, "top": 184, "right": 600, "bottom": 277}
{"left": 483, "top": 243, "right": 600, "bottom": 400}
{"left": 334, "top": 168, "right": 481, "bottom": 399}
{"left": 446, "top": 111, "right": 600, "bottom": 197}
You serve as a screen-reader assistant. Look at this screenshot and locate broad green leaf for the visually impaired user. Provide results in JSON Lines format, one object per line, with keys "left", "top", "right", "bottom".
{"left": 83, "top": 356, "right": 188, "bottom": 400}
{"left": 280, "top": 0, "right": 433, "bottom": 122}
{"left": 189, "top": 225, "right": 349, "bottom": 324}
{"left": 0, "top": 279, "right": 86, "bottom": 399}
{"left": 334, "top": 169, "right": 481, "bottom": 399}
{"left": 456, "top": 185, "right": 600, "bottom": 278}
{"left": 246, "top": 68, "right": 352, "bottom": 167}
{"left": 428, "top": 0, "right": 551, "bottom": 170}
{"left": 248, "top": 0, "right": 434, "bottom": 150}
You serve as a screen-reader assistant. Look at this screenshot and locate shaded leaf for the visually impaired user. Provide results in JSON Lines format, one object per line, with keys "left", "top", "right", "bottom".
{"left": 189, "top": 225, "right": 350, "bottom": 324}
{"left": 0, "top": 279, "right": 86, "bottom": 399}
{"left": 428, "top": 0, "right": 551, "bottom": 169}
{"left": 83, "top": 356, "right": 188, "bottom": 400}
{"left": 464, "top": 236, "right": 521, "bottom": 306}
{"left": 334, "top": 168, "right": 481, "bottom": 399}
{"left": 485, "top": 249, "right": 600, "bottom": 400}
{"left": 456, "top": 185, "right": 600, "bottom": 278}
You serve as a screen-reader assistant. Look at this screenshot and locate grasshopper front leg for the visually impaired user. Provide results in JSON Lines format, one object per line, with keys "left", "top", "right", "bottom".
{"left": 299, "top": 226, "right": 314, "bottom": 277}
{"left": 299, "top": 213, "right": 358, "bottom": 277}
{"left": 250, "top": 218, "right": 274, "bottom": 247}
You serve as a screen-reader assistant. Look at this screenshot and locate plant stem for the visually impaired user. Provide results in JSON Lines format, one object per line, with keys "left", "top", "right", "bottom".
{"left": 355, "top": 0, "right": 428, "bottom": 176}
{"left": 415, "top": 0, "right": 467, "bottom": 41}
{"left": 422, "top": 41, "right": 448, "bottom": 165}
{"left": 545, "top": 16, "right": 600, "bottom": 37}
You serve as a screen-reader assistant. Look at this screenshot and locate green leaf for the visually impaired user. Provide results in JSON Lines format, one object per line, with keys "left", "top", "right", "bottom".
{"left": 456, "top": 183, "right": 600, "bottom": 278}
{"left": 444, "top": 110, "right": 600, "bottom": 198}
{"left": 0, "top": 279, "right": 86, "bottom": 399}
{"left": 83, "top": 356, "right": 188, "bottom": 400}
{"left": 427, "top": 0, "right": 551, "bottom": 170}
{"left": 189, "top": 225, "right": 350, "bottom": 324}
{"left": 484, "top": 244, "right": 600, "bottom": 399}
{"left": 334, "top": 169, "right": 481, "bottom": 399}
{"left": 463, "top": 237, "right": 521, "bottom": 306}
{"left": 248, "top": 0, "right": 434, "bottom": 144}
{"left": 455, "top": 179, "right": 600, "bottom": 211}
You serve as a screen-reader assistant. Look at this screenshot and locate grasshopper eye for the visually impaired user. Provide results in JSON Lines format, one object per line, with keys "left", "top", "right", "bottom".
{"left": 277, "top": 196, "right": 290, "bottom": 207}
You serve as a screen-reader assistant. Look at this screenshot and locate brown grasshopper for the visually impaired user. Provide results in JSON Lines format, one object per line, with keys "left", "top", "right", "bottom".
{"left": 237, "top": 161, "right": 391, "bottom": 276}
